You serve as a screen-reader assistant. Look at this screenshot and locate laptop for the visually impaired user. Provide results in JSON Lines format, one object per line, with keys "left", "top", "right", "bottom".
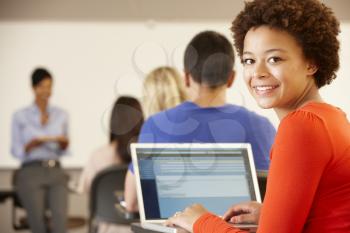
{"left": 131, "top": 143, "right": 261, "bottom": 233}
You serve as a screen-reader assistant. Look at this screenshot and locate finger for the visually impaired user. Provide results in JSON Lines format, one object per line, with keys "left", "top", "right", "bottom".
{"left": 165, "top": 216, "right": 179, "bottom": 227}
{"left": 230, "top": 213, "right": 257, "bottom": 224}
{"left": 223, "top": 206, "right": 246, "bottom": 221}
{"left": 164, "top": 218, "right": 174, "bottom": 227}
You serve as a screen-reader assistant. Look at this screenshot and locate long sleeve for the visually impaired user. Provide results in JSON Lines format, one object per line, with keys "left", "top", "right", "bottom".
{"left": 193, "top": 109, "right": 335, "bottom": 233}
{"left": 194, "top": 213, "right": 247, "bottom": 233}
{"left": 11, "top": 112, "right": 26, "bottom": 160}
{"left": 11, "top": 105, "right": 70, "bottom": 163}
{"left": 57, "top": 111, "right": 69, "bottom": 156}
{"left": 62, "top": 112, "right": 69, "bottom": 137}
{"left": 257, "top": 111, "right": 332, "bottom": 233}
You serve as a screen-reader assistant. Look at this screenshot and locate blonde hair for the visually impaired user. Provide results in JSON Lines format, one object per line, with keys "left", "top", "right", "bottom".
{"left": 143, "top": 66, "right": 187, "bottom": 118}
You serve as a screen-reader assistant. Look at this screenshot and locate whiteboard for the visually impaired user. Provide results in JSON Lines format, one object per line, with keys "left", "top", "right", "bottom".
{"left": 0, "top": 21, "right": 349, "bottom": 168}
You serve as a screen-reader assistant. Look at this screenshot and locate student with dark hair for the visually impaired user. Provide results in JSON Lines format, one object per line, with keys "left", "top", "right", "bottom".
{"left": 78, "top": 96, "right": 143, "bottom": 233}
{"left": 165, "top": 1, "right": 350, "bottom": 232}
{"left": 124, "top": 31, "right": 276, "bottom": 212}
{"left": 11, "top": 67, "right": 69, "bottom": 233}
{"left": 78, "top": 96, "right": 144, "bottom": 194}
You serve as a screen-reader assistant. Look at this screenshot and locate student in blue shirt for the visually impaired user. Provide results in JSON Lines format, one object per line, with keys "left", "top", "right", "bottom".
{"left": 124, "top": 31, "right": 276, "bottom": 212}
{"left": 11, "top": 68, "right": 69, "bottom": 233}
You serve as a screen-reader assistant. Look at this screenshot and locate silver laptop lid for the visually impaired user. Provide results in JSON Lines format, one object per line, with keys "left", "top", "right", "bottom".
{"left": 131, "top": 143, "right": 261, "bottom": 223}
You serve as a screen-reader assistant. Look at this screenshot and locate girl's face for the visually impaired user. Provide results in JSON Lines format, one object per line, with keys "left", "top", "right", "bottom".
{"left": 242, "top": 26, "right": 318, "bottom": 112}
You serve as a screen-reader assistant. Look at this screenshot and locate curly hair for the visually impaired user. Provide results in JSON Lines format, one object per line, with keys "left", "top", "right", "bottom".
{"left": 231, "top": 0, "right": 340, "bottom": 88}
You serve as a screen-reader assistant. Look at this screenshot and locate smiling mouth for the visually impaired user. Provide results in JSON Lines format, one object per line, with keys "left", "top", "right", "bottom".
{"left": 252, "top": 85, "right": 279, "bottom": 94}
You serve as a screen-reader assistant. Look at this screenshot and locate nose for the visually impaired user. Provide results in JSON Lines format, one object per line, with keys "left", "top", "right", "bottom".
{"left": 252, "top": 61, "right": 269, "bottom": 79}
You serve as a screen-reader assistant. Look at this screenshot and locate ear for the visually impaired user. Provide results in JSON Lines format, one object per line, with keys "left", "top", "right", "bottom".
{"left": 226, "top": 71, "right": 235, "bottom": 88}
{"left": 184, "top": 72, "right": 191, "bottom": 88}
{"left": 307, "top": 62, "right": 318, "bottom": 76}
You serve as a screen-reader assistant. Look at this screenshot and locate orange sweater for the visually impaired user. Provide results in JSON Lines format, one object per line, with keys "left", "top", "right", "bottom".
{"left": 194, "top": 103, "right": 350, "bottom": 233}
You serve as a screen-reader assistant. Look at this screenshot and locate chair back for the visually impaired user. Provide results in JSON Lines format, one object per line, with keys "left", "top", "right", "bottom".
{"left": 89, "top": 164, "right": 132, "bottom": 225}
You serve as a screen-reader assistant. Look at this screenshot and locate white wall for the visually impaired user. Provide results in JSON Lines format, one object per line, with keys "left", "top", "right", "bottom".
{"left": 0, "top": 21, "right": 349, "bottom": 168}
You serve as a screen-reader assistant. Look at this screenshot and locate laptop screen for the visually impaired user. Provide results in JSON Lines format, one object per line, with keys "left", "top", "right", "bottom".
{"left": 133, "top": 144, "right": 259, "bottom": 220}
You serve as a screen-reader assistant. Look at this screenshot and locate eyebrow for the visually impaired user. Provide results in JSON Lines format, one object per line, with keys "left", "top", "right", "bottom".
{"left": 243, "top": 48, "right": 287, "bottom": 55}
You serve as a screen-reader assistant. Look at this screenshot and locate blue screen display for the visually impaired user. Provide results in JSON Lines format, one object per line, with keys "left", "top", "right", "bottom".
{"left": 136, "top": 148, "right": 255, "bottom": 219}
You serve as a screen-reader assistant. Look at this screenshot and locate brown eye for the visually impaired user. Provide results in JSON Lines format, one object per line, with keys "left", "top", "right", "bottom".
{"left": 243, "top": 58, "right": 254, "bottom": 65}
{"left": 268, "top": 57, "right": 282, "bottom": 64}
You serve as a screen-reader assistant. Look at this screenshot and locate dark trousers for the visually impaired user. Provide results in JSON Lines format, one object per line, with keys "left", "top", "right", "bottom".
{"left": 15, "top": 165, "right": 68, "bottom": 233}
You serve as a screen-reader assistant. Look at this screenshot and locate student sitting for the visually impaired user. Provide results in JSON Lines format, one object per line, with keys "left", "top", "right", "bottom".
{"left": 166, "top": 0, "right": 350, "bottom": 232}
{"left": 123, "top": 66, "right": 188, "bottom": 212}
{"left": 78, "top": 96, "right": 143, "bottom": 193}
{"left": 142, "top": 66, "right": 187, "bottom": 119}
{"left": 124, "top": 31, "right": 276, "bottom": 212}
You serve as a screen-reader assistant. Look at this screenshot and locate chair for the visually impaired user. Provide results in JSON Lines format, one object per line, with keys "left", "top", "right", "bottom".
{"left": 89, "top": 164, "right": 139, "bottom": 233}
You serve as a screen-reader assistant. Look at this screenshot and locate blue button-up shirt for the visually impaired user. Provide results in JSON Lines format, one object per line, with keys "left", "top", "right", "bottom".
{"left": 11, "top": 103, "right": 69, "bottom": 163}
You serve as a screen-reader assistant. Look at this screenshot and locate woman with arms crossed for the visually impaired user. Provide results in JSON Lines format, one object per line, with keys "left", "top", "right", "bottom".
{"left": 166, "top": 0, "right": 350, "bottom": 232}
{"left": 11, "top": 68, "right": 69, "bottom": 233}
